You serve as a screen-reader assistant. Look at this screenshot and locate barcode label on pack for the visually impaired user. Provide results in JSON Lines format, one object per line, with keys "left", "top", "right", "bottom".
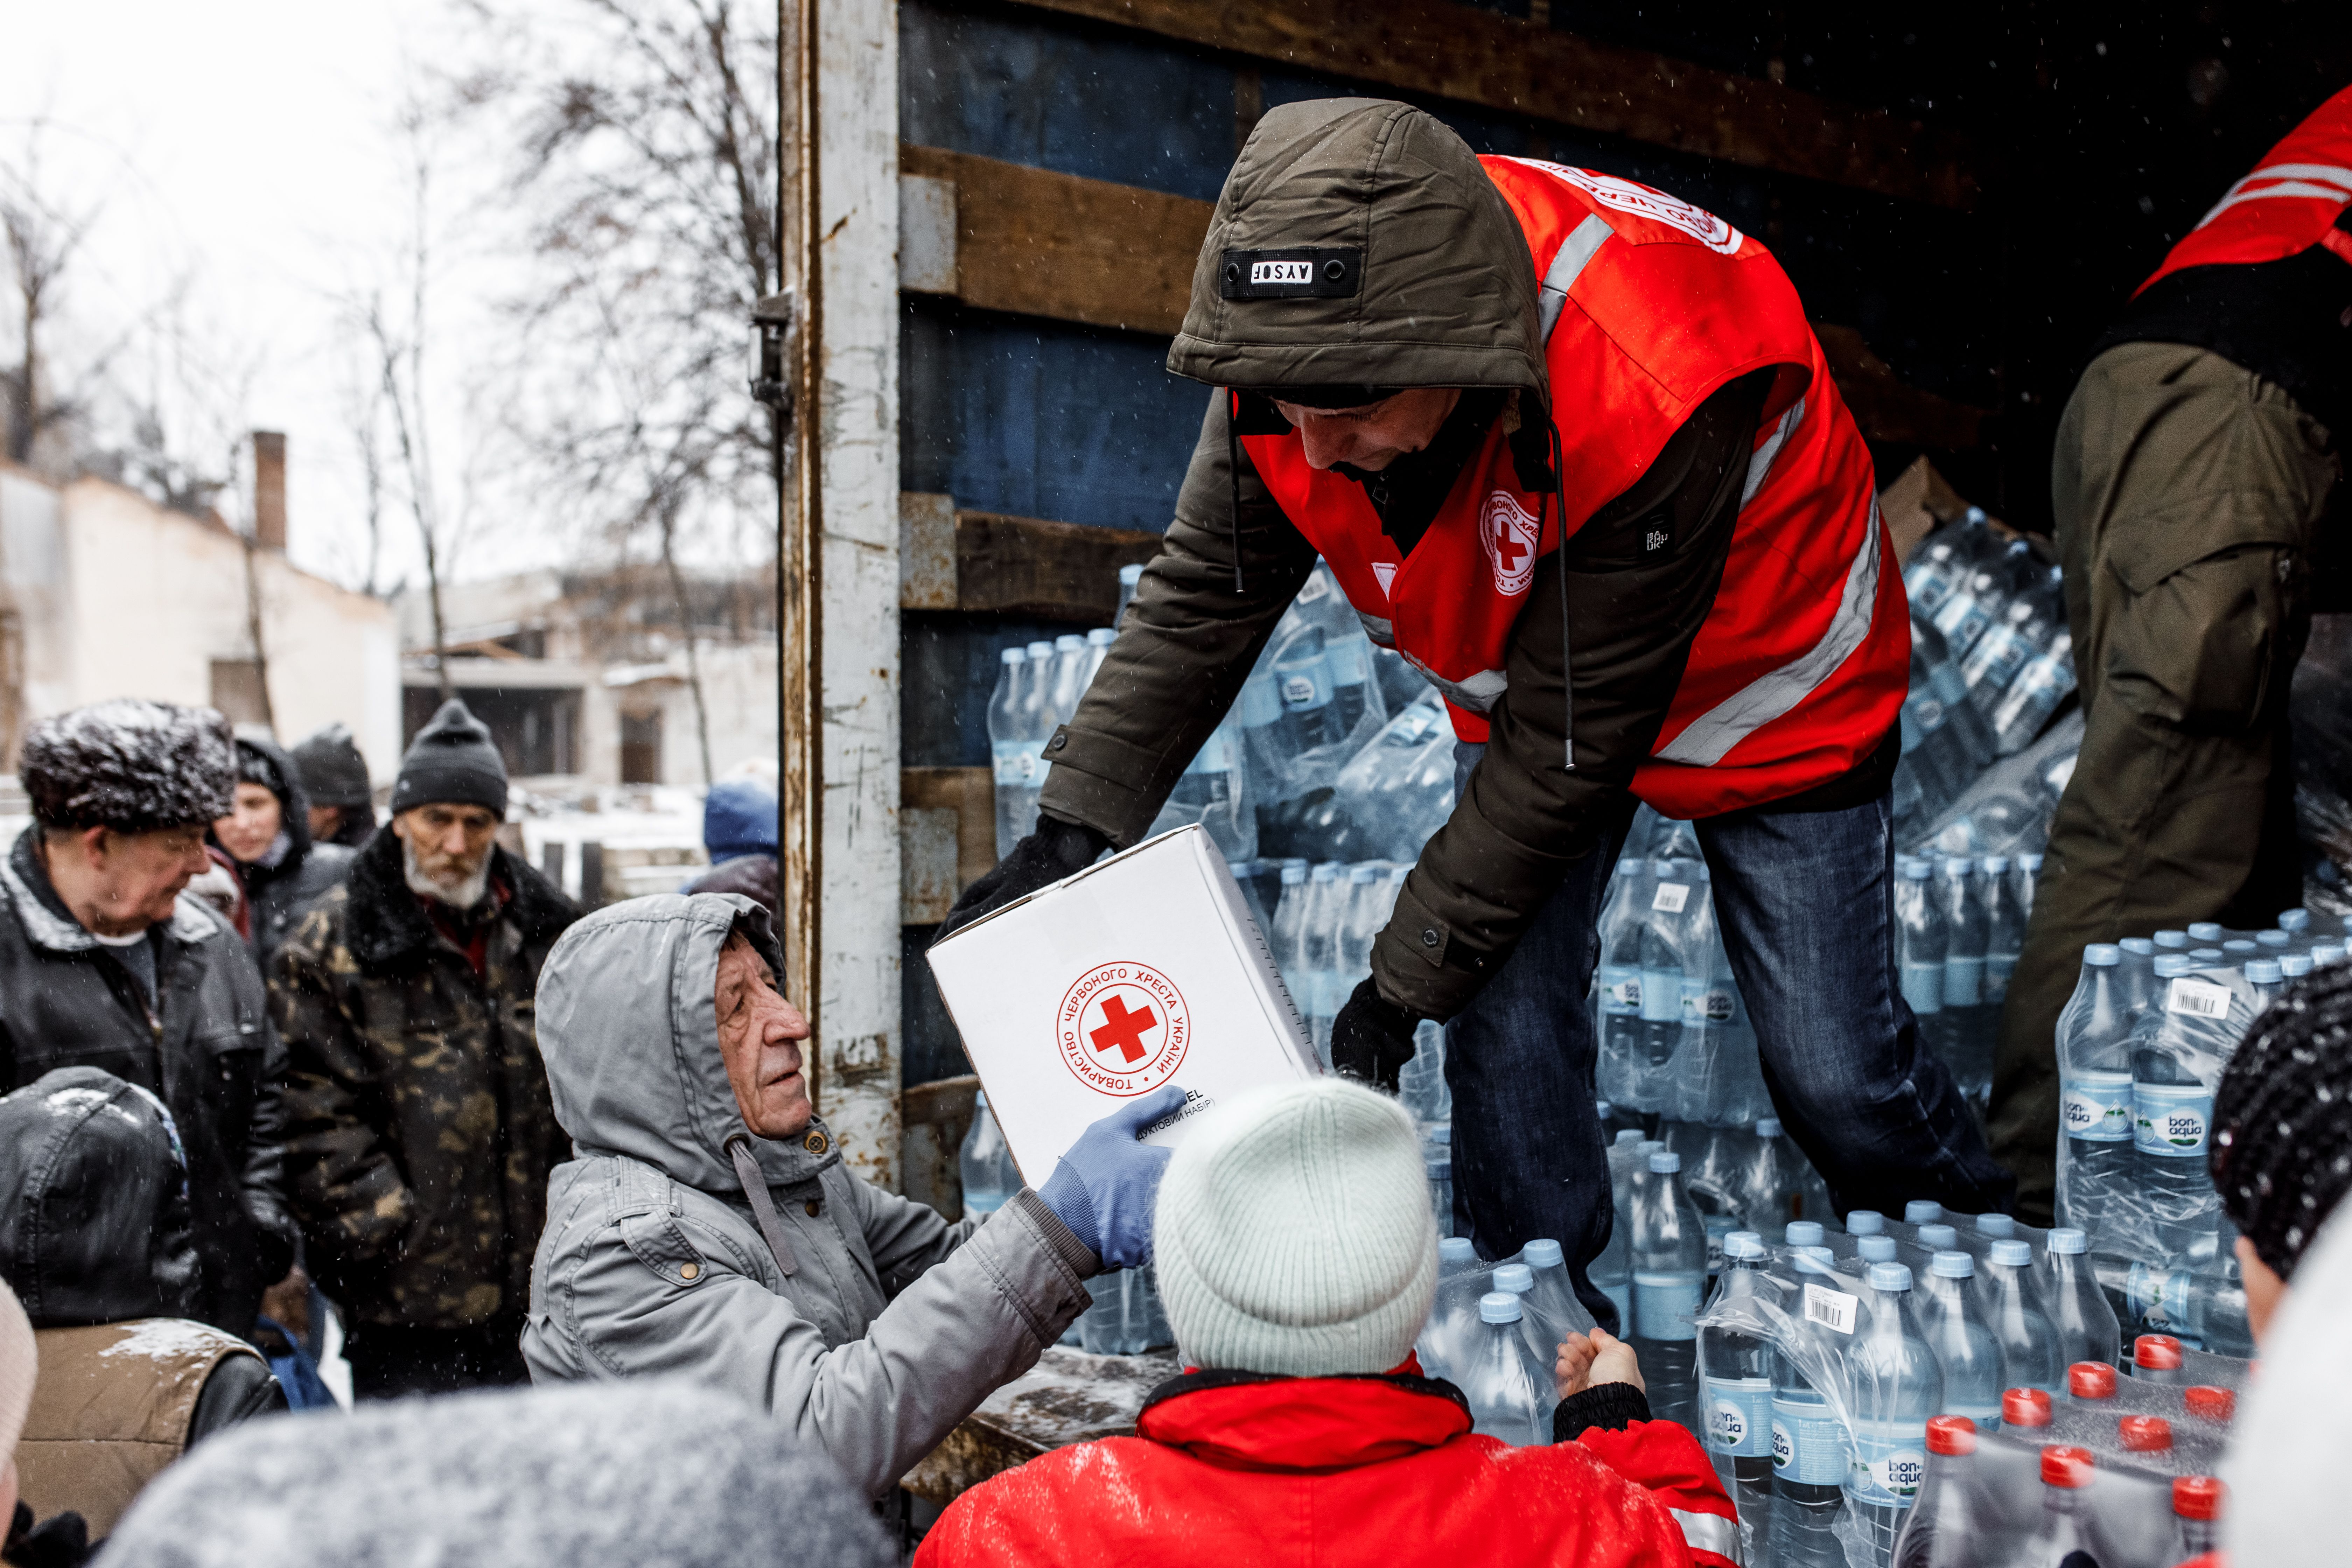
{"left": 1803, "top": 1282, "right": 1858, "bottom": 1336}
{"left": 2166, "top": 978, "right": 2232, "bottom": 1020}
{"left": 1652, "top": 882, "right": 1691, "bottom": 914}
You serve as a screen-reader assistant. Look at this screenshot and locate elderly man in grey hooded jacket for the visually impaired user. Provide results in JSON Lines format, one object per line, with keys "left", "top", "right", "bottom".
{"left": 523, "top": 894, "right": 1179, "bottom": 1498}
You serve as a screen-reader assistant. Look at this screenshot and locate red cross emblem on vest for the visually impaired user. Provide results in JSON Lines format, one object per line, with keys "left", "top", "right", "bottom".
{"left": 1480, "top": 490, "right": 1542, "bottom": 597}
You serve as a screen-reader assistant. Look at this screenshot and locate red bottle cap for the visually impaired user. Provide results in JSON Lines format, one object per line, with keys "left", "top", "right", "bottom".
{"left": 2136, "top": 1334, "right": 2184, "bottom": 1370}
{"left": 2068, "top": 1361, "right": 2117, "bottom": 1399}
{"left": 2184, "top": 1385, "right": 2236, "bottom": 1421}
{"left": 2119, "top": 1415, "right": 2174, "bottom": 1451}
{"left": 2173, "top": 1475, "right": 2226, "bottom": 1521}
{"left": 2002, "top": 1387, "right": 2053, "bottom": 1427}
{"left": 2041, "top": 1445, "right": 2096, "bottom": 1489}
{"left": 1926, "top": 1414, "right": 1977, "bottom": 1455}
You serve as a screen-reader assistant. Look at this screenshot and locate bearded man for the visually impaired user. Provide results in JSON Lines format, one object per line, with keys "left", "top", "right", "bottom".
{"left": 271, "top": 699, "right": 579, "bottom": 1398}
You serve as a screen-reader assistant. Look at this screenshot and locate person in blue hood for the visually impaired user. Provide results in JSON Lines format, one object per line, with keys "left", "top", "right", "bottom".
{"left": 680, "top": 777, "right": 779, "bottom": 920}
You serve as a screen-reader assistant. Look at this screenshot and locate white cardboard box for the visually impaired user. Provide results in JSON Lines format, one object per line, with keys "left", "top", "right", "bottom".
{"left": 926, "top": 825, "right": 1320, "bottom": 1186}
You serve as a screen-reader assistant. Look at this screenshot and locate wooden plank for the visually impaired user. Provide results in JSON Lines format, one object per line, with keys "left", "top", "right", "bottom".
{"left": 902, "top": 1346, "right": 1183, "bottom": 1504}
{"left": 955, "top": 509, "right": 1163, "bottom": 622}
{"left": 1001, "top": 0, "right": 1975, "bottom": 209}
{"left": 899, "top": 1074, "right": 980, "bottom": 1221}
{"left": 902, "top": 765, "right": 997, "bottom": 895}
{"left": 902, "top": 145, "right": 1211, "bottom": 335}
{"left": 902, "top": 807, "right": 961, "bottom": 924}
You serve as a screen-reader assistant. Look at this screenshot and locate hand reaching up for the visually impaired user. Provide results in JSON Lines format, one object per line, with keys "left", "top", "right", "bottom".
{"left": 1555, "top": 1326, "right": 1645, "bottom": 1400}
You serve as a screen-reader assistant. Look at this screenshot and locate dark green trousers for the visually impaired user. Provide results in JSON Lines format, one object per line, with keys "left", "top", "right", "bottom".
{"left": 1989, "top": 341, "right": 2339, "bottom": 1222}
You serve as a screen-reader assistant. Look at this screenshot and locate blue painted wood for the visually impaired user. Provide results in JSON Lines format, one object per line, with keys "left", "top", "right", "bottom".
{"left": 902, "top": 611, "right": 1108, "bottom": 769}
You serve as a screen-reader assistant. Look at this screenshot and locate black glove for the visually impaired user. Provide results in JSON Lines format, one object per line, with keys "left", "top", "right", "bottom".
{"left": 6, "top": 1503, "right": 92, "bottom": 1568}
{"left": 1330, "top": 977, "right": 1422, "bottom": 1093}
{"left": 932, "top": 815, "right": 1111, "bottom": 945}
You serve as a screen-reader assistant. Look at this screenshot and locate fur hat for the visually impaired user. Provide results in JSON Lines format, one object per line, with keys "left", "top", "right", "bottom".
{"left": 19, "top": 700, "right": 235, "bottom": 833}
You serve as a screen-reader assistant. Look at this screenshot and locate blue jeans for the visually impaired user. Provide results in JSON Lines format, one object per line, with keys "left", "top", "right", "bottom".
{"left": 1443, "top": 744, "right": 2014, "bottom": 1332}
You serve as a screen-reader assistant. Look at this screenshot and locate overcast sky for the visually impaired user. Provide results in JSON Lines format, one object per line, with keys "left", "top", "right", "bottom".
{"left": 1, "top": 1, "right": 558, "bottom": 593}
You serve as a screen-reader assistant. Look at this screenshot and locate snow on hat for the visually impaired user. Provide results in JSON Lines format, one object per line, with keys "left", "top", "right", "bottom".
{"left": 290, "top": 721, "right": 372, "bottom": 808}
{"left": 0, "top": 1277, "right": 31, "bottom": 1470}
{"left": 1154, "top": 1077, "right": 1437, "bottom": 1378}
{"left": 2213, "top": 961, "right": 2352, "bottom": 1281}
{"left": 100, "top": 1381, "right": 892, "bottom": 1568}
{"left": 19, "top": 700, "right": 235, "bottom": 832}
{"left": 392, "top": 699, "right": 508, "bottom": 817}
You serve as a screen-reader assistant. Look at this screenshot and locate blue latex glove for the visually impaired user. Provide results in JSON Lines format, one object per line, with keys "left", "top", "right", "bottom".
{"left": 1036, "top": 1084, "right": 1187, "bottom": 1270}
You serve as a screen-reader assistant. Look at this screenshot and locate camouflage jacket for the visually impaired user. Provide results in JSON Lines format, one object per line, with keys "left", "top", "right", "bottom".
{"left": 270, "top": 828, "right": 579, "bottom": 1329}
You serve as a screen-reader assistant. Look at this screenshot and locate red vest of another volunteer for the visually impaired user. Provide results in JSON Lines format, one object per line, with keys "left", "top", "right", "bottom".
{"left": 2137, "top": 83, "right": 2352, "bottom": 292}
{"left": 1239, "top": 157, "right": 1906, "bottom": 820}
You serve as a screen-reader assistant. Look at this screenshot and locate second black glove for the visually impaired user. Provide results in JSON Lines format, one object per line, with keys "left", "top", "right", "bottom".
{"left": 931, "top": 814, "right": 1111, "bottom": 946}
{"left": 1329, "top": 976, "right": 1422, "bottom": 1094}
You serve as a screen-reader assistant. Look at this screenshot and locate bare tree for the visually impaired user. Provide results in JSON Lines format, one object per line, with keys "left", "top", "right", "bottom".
{"left": 1, "top": 126, "right": 103, "bottom": 469}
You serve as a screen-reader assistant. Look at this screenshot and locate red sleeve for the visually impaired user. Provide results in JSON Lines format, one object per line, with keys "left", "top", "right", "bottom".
{"left": 1575, "top": 1418, "right": 1743, "bottom": 1568}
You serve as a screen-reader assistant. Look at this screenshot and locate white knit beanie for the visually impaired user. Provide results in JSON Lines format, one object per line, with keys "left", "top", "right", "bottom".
{"left": 0, "top": 1276, "right": 33, "bottom": 1468}
{"left": 1153, "top": 1077, "right": 1437, "bottom": 1377}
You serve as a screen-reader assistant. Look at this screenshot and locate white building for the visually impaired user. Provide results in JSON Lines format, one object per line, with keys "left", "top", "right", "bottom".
{"left": 0, "top": 447, "right": 401, "bottom": 775}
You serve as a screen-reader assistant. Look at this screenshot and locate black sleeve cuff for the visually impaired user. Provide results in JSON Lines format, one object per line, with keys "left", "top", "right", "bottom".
{"left": 1553, "top": 1380, "right": 1653, "bottom": 1442}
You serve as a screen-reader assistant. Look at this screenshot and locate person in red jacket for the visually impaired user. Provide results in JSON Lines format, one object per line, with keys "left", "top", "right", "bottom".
{"left": 915, "top": 1078, "right": 1738, "bottom": 1568}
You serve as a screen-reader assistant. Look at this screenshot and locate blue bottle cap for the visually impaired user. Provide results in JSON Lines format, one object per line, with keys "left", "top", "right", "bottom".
{"left": 1725, "top": 1235, "right": 1767, "bottom": 1262}
{"left": 2045, "top": 1228, "right": 2087, "bottom": 1255}
{"left": 2247, "top": 959, "right": 2283, "bottom": 984}
{"left": 2019, "top": 853, "right": 2044, "bottom": 872}
{"left": 1868, "top": 1262, "right": 1913, "bottom": 1293}
{"left": 1000, "top": 646, "right": 1026, "bottom": 665}
{"left": 1055, "top": 633, "right": 1085, "bottom": 652}
{"left": 1930, "top": 1250, "right": 1975, "bottom": 1279}
{"left": 1118, "top": 563, "right": 1143, "bottom": 584}
{"left": 1493, "top": 1264, "right": 1535, "bottom": 1293}
{"left": 2279, "top": 909, "right": 2312, "bottom": 933}
{"left": 1311, "top": 862, "right": 1341, "bottom": 882}
{"left": 1944, "top": 857, "right": 1973, "bottom": 876}
{"left": 2223, "top": 939, "right": 2256, "bottom": 955}
{"left": 1900, "top": 860, "right": 1933, "bottom": 881}
{"left": 1026, "top": 640, "right": 1055, "bottom": 659}
{"left": 2256, "top": 930, "right": 2290, "bottom": 948}
{"left": 2318, "top": 945, "right": 2347, "bottom": 966}
{"left": 1648, "top": 1151, "right": 1682, "bottom": 1174}
{"left": 1859, "top": 1236, "right": 1898, "bottom": 1264}
{"left": 2153, "top": 954, "right": 2194, "bottom": 978}
{"left": 2192, "top": 948, "right": 2224, "bottom": 962}
{"left": 1905, "top": 1200, "right": 1945, "bottom": 1224}
{"left": 1614, "top": 1128, "right": 1644, "bottom": 1147}
{"left": 1983, "top": 854, "right": 2011, "bottom": 874}
{"left": 1800, "top": 1245, "right": 1836, "bottom": 1263}
{"left": 1595, "top": 1100, "right": 1614, "bottom": 1118}
{"left": 2188, "top": 922, "right": 2224, "bottom": 941}
{"left": 1848, "top": 1210, "right": 1887, "bottom": 1236}
{"left": 2084, "top": 944, "right": 2121, "bottom": 966}
{"left": 1522, "top": 1239, "right": 1564, "bottom": 1269}
{"left": 1425, "top": 1155, "right": 1451, "bottom": 1178}
{"left": 1786, "top": 1221, "right": 1826, "bottom": 1247}
{"left": 1637, "top": 1140, "right": 1666, "bottom": 1155}
{"left": 1990, "top": 1240, "right": 2033, "bottom": 1267}
{"left": 1087, "top": 627, "right": 1114, "bottom": 646}
{"left": 1350, "top": 864, "right": 1379, "bottom": 884}
{"left": 1977, "top": 1213, "right": 2017, "bottom": 1239}
{"left": 1279, "top": 863, "right": 1306, "bottom": 885}
{"left": 2154, "top": 930, "right": 2190, "bottom": 948}
{"left": 1919, "top": 1224, "right": 1960, "bottom": 1251}
{"left": 1427, "top": 1126, "right": 1451, "bottom": 1146}
{"left": 2120, "top": 938, "right": 2156, "bottom": 956}
{"left": 2283, "top": 955, "right": 2314, "bottom": 978}
{"left": 1478, "top": 1291, "right": 1523, "bottom": 1324}
{"left": 1439, "top": 1237, "right": 1476, "bottom": 1265}
{"left": 1755, "top": 1118, "right": 1784, "bottom": 1138}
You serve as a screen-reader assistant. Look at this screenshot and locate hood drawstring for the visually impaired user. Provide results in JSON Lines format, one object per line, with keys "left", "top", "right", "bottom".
{"left": 1545, "top": 418, "right": 1575, "bottom": 771}
{"left": 1227, "top": 389, "right": 1246, "bottom": 593}
{"left": 724, "top": 1133, "right": 799, "bottom": 1277}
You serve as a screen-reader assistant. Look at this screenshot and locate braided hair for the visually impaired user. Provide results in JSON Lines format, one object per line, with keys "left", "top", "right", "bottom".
{"left": 2211, "top": 960, "right": 2352, "bottom": 1281}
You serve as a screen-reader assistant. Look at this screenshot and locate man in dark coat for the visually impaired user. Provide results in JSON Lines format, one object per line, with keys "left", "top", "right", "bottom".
{"left": 271, "top": 700, "right": 579, "bottom": 1398}
{"left": 209, "top": 730, "right": 355, "bottom": 972}
{"left": 289, "top": 722, "right": 377, "bottom": 849}
{"left": 0, "top": 700, "right": 299, "bottom": 1339}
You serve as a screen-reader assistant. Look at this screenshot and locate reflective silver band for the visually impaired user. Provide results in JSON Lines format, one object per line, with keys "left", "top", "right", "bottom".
{"left": 1536, "top": 213, "right": 1615, "bottom": 342}
{"left": 1672, "top": 1507, "right": 1745, "bottom": 1564}
{"left": 1740, "top": 394, "right": 1805, "bottom": 509}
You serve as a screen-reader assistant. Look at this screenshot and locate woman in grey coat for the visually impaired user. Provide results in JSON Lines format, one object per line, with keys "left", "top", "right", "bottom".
{"left": 523, "top": 894, "right": 1176, "bottom": 1497}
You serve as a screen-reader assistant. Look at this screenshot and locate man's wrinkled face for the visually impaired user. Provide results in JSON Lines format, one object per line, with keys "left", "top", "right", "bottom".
{"left": 393, "top": 803, "right": 499, "bottom": 901}
{"left": 1273, "top": 387, "right": 1462, "bottom": 472}
{"left": 716, "top": 930, "right": 812, "bottom": 1139}
{"left": 213, "top": 781, "right": 282, "bottom": 864}
{"left": 49, "top": 823, "right": 211, "bottom": 936}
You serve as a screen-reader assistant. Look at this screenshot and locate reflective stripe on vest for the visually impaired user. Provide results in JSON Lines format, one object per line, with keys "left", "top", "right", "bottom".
{"left": 1654, "top": 495, "right": 1884, "bottom": 766}
{"left": 1536, "top": 212, "right": 1615, "bottom": 340}
{"left": 2138, "top": 85, "right": 2352, "bottom": 291}
{"left": 1673, "top": 1506, "right": 1746, "bottom": 1565}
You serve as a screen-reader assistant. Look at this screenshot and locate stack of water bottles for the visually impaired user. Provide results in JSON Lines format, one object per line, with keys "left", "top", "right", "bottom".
{"left": 1893, "top": 852, "right": 2042, "bottom": 1116}
{"left": 986, "top": 628, "right": 1124, "bottom": 858}
{"left": 958, "top": 1089, "right": 1175, "bottom": 1356}
{"left": 2050, "top": 910, "right": 2349, "bottom": 1347}
{"left": 1414, "top": 1234, "right": 1598, "bottom": 1445}
{"left": 1689, "top": 1193, "right": 2237, "bottom": 1568}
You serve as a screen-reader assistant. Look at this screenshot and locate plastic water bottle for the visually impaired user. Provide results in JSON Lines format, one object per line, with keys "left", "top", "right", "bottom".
{"left": 1960, "top": 566, "right": 2064, "bottom": 712}
{"left": 1160, "top": 718, "right": 1255, "bottom": 862}
{"left": 2132, "top": 955, "right": 2228, "bottom": 1253}
{"left": 1979, "top": 1239, "right": 2060, "bottom": 1395}
{"left": 1426, "top": 1150, "right": 1454, "bottom": 1240}
{"left": 1461, "top": 1291, "right": 1555, "bottom": 1445}
{"left": 1591, "top": 1211, "right": 1632, "bottom": 1337}
{"left": 1896, "top": 860, "right": 1948, "bottom": 1054}
{"left": 2171, "top": 1476, "right": 2225, "bottom": 1563}
{"left": 1272, "top": 626, "right": 1340, "bottom": 753}
{"left": 1846, "top": 1262, "right": 1944, "bottom": 1562}
{"left": 1701, "top": 1234, "right": 1777, "bottom": 1530}
{"left": 1767, "top": 1253, "right": 1854, "bottom": 1568}
{"left": 1737, "top": 1119, "right": 1805, "bottom": 1232}
{"left": 1046, "top": 633, "right": 1090, "bottom": 724}
{"left": 2015, "top": 853, "right": 2043, "bottom": 926}
{"left": 1115, "top": 562, "right": 1143, "bottom": 625}
{"left": 1595, "top": 858, "right": 1654, "bottom": 1105}
{"left": 958, "top": 1091, "right": 1021, "bottom": 1219}
{"left": 2054, "top": 944, "right": 2134, "bottom": 1233}
{"left": 1981, "top": 854, "right": 2025, "bottom": 1006}
{"left": 1299, "top": 863, "right": 1346, "bottom": 1062}
{"left": 2119, "top": 1252, "right": 2255, "bottom": 1355}
{"left": 1938, "top": 858, "right": 1991, "bottom": 1104}
{"left": 1519, "top": 1238, "right": 1597, "bottom": 1343}
{"left": 2040, "top": 1229, "right": 2121, "bottom": 1370}
{"left": 1640, "top": 858, "right": 1701, "bottom": 1087}
{"left": 1083, "top": 625, "right": 1114, "bottom": 682}
{"left": 1236, "top": 666, "right": 1295, "bottom": 785}
{"left": 1324, "top": 620, "right": 1379, "bottom": 735}
{"left": 1891, "top": 1416, "right": 1979, "bottom": 1568}
{"left": 1630, "top": 1149, "right": 1709, "bottom": 1429}
{"left": 1990, "top": 633, "right": 2077, "bottom": 755}
{"left": 2019, "top": 1446, "right": 2100, "bottom": 1567}
{"left": 1918, "top": 1252, "right": 2004, "bottom": 1426}
{"left": 988, "top": 648, "right": 1050, "bottom": 856}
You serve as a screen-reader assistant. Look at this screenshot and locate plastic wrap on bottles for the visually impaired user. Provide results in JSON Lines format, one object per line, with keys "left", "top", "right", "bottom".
{"left": 1323, "top": 691, "right": 1457, "bottom": 862}
{"left": 1144, "top": 716, "right": 1258, "bottom": 860}
{"left": 1248, "top": 567, "right": 1401, "bottom": 860}
{"left": 1903, "top": 707, "right": 2084, "bottom": 863}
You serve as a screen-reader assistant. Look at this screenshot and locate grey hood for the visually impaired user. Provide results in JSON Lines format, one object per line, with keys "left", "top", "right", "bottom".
{"left": 537, "top": 893, "right": 834, "bottom": 1195}
{"left": 1167, "top": 98, "right": 1548, "bottom": 401}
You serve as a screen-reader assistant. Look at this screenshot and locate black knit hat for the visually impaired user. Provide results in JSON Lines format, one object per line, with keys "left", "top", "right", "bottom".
{"left": 2212, "top": 961, "right": 2352, "bottom": 1281}
{"left": 392, "top": 700, "right": 508, "bottom": 817}
{"left": 291, "top": 722, "right": 373, "bottom": 808}
{"left": 19, "top": 700, "right": 236, "bottom": 832}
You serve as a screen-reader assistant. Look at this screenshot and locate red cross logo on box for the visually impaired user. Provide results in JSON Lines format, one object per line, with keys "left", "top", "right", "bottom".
{"left": 1057, "top": 961, "right": 1190, "bottom": 1096}
{"left": 1480, "top": 490, "right": 1541, "bottom": 597}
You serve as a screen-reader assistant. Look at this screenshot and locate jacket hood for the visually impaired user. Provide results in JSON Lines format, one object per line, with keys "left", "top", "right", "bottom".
{"left": 0, "top": 1066, "right": 199, "bottom": 1327}
{"left": 702, "top": 778, "right": 780, "bottom": 863}
{"left": 536, "top": 894, "right": 837, "bottom": 1194}
{"left": 1167, "top": 99, "right": 1547, "bottom": 403}
{"left": 1135, "top": 1366, "right": 1471, "bottom": 1472}
{"left": 216, "top": 729, "right": 315, "bottom": 867}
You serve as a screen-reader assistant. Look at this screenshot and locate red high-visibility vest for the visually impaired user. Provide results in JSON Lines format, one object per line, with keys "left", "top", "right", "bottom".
{"left": 2138, "top": 84, "right": 2352, "bottom": 293}
{"left": 1239, "top": 157, "right": 1907, "bottom": 820}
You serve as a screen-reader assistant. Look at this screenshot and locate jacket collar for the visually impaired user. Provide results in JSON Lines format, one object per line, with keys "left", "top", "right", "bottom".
{"left": 1134, "top": 1364, "right": 1472, "bottom": 1474}
{"left": 3, "top": 826, "right": 223, "bottom": 954}
{"left": 343, "top": 823, "right": 573, "bottom": 970}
